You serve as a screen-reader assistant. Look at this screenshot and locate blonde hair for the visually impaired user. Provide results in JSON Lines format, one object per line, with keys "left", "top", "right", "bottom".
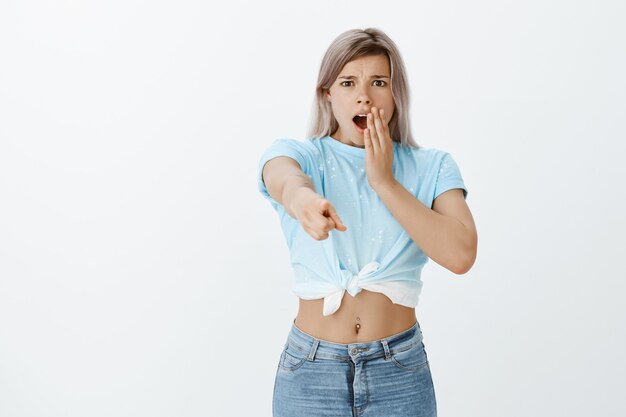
{"left": 306, "top": 27, "right": 419, "bottom": 148}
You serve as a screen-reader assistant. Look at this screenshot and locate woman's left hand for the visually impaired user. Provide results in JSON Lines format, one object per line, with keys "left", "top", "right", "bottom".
{"left": 364, "top": 107, "right": 396, "bottom": 190}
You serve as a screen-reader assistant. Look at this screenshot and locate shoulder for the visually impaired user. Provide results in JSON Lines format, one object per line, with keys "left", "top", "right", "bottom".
{"left": 398, "top": 144, "right": 449, "bottom": 168}
{"left": 258, "top": 137, "right": 323, "bottom": 174}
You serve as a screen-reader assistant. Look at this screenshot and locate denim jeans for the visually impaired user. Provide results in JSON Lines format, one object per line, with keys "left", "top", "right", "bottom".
{"left": 273, "top": 319, "right": 437, "bottom": 417}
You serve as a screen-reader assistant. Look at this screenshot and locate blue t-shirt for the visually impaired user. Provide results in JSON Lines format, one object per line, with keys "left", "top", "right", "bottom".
{"left": 257, "top": 136, "right": 468, "bottom": 316}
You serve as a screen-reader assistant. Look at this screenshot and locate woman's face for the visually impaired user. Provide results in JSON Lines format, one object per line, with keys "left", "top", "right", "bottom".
{"left": 326, "top": 54, "right": 395, "bottom": 148}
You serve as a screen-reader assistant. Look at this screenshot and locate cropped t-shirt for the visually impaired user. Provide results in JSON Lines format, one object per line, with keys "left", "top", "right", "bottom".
{"left": 257, "top": 136, "right": 468, "bottom": 316}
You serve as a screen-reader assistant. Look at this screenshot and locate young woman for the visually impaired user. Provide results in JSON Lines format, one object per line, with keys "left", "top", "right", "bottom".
{"left": 258, "top": 28, "right": 477, "bottom": 417}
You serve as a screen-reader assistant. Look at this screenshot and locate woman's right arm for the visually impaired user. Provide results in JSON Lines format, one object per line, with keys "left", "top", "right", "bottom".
{"left": 262, "top": 156, "right": 315, "bottom": 219}
{"left": 262, "top": 156, "right": 347, "bottom": 240}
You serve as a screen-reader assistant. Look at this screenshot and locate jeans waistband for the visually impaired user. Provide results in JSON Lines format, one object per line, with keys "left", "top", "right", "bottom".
{"left": 286, "top": 318, "right": 423, "bottom": 361}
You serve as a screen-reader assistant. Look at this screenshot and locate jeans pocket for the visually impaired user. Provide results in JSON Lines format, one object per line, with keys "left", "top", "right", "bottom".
{"left": 390, "top": 339, "right": 429, "bottom": 372}
{"left": 278, "top": 341, "right": 308, "bottom": 372}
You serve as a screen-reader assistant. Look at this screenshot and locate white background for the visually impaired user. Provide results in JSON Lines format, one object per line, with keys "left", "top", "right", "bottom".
{"left": 1, "top": 1, "right": 625, "bottom": 416}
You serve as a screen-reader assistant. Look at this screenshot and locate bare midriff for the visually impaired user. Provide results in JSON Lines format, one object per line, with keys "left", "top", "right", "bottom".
{"left": 294, "top": 289, "right": 418, "bottom": 344}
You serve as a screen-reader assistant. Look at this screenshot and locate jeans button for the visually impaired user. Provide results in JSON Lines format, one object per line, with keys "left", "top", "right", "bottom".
{"left": 351, "top": 348, "right": 357, "bottom": 355}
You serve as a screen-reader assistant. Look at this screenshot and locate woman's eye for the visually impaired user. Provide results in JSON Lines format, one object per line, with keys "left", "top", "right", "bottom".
{"left": 340, "top": 80, "right": 387, "bottom": 87}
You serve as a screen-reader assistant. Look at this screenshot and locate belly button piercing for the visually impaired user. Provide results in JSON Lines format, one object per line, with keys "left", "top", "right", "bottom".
{"left": 355, "top": 323, "right": 361, "bottom": 334}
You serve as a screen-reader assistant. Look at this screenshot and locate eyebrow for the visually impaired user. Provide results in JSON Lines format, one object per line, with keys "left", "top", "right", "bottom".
{"left": 338, "top": 75, "right": 390, "bottom": 79}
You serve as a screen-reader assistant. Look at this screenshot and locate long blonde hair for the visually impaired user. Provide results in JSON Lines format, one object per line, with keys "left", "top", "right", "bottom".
{"left": 306, "top": 27, "right": 419, "bottom": 148}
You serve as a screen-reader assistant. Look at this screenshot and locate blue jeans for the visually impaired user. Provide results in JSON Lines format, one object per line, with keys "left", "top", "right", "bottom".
{"left": 273, "top": 319, "right": 437, "bottom": 417}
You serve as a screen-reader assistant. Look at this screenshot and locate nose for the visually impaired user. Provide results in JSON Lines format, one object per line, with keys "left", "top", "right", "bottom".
{"left": 356, "top": 86, "right": 372, "bottom": 105}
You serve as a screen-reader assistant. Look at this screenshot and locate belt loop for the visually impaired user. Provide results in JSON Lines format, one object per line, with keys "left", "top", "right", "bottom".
{"left": 381, "top": 338, "right": 391, "bottom": 360}
{"left": 308, "top": 338, "right": 320, "bottom": 361}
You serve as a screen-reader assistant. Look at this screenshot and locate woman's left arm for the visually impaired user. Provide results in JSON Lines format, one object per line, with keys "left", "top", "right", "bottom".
{"left": 364, "top": 107, "right": 477, "bottom": 274}
{"left": 375, "top": 184, "right": 477, "bottom": 274}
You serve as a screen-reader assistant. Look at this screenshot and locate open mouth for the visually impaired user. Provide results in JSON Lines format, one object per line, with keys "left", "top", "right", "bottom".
{"left": 352, "top": 115, "right": 368, "bottom": 131}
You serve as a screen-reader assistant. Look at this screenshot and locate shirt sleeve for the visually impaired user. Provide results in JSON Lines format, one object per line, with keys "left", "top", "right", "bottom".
{"left": 433, "top": 152, "right": 468, "bottom": 200}
{"left": 257, "top": 139, "right": 311, "bottom": 211}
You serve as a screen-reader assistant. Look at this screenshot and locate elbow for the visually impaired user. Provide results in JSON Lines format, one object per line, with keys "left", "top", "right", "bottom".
{"left": 451, "top": 260, "right": 472, "bottom": 275}
{"left": 452, "top": 229, "right": 477, "bottom": 275}
{"left": 450, "top": 249, "right": 476, "bottom": 275}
